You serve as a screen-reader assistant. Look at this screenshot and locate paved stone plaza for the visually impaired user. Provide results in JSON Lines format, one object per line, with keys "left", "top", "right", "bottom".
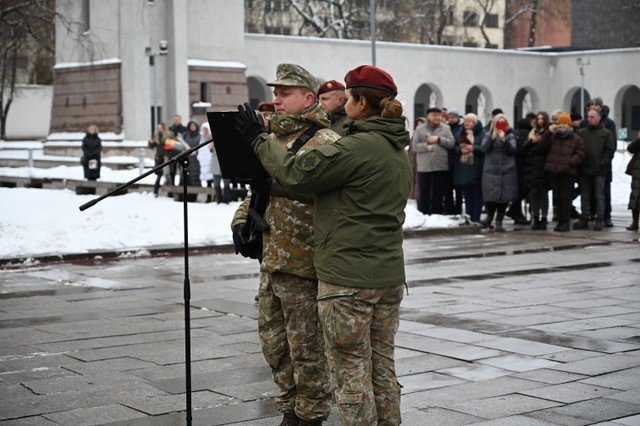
{"left": 1, "top": 215, "right": 639, "bottom": 425}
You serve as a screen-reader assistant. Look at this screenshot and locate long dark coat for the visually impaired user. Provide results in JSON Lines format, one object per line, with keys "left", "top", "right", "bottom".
{"left": 81, "top": 133, "right": 102, "bottom": 180}
{"left": 480, "top": 129, "right": 518, "bottom": 203}
{"left": 628, "top": 138, "right": 640, "bottom": 210}
{"left": 523, "top": 130, "right": 551, "bottom": 191}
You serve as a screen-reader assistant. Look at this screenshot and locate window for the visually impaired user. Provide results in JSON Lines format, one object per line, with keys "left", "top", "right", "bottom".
{"left": 265, "top": 0, "right": 290, "bottom": 12}
{"left": 200, "top": 82, "right": 208, "bottom": 102}
{"left": 463, "top": 10, "right": 478, "bottom": 27}
{"left": 485, "top": 43, "right": 498, "bottom": 49}
{"left": 265, "top": 26, "right": 291, "bottom": 35}
{"left": 446, "top": 9, "right": 455, "bottom": 26}
{"left": 486, "top": 13, "right": 499, "bottom": 28}
{"left": 463, "top": 41, "right": 478, "bottom": 47}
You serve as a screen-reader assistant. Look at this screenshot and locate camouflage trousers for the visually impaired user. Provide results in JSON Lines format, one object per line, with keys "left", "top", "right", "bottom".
{"left": 258, "top": 271, "right": 331, "bottom": 421}
{"left": 318, "top": 281, "right": 404, "bottom": 426}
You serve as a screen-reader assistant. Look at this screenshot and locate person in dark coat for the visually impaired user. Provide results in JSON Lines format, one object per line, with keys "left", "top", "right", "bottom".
{"left": 180, "top": 121, "right": 202, "bottom": 188}
{"left": 539, "top": 112, "right": 586, "bottom": 232}
{"left": 480, "top": 113, "right": 518, "bottom": 232}
{"left": 453, "top": 113, "right": 484, "bottom": 222}
{"left": 81, "top": 124, "right": 101, "bottom": 181}
{"left": 626, "top": 132, "right": 640, "bottom": 231}
{"left": 574, "top": 109, "right": 616, "bottom": 231}
{"left": 508, "top": 113, "right": 536, "bottom": 225}
{"left": 148, "top": 122, "right": 170, "bottom": 196}
{"left": 523, "top": 111, "right": 551, "bottom": 230}
{"left": 444, "top": 108, "right": 463, "bottom": 215}
{"left": 169, "top": 114, "right": 187, "bottom": 139}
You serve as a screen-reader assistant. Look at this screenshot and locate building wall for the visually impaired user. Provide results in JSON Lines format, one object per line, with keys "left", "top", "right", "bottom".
{"left": 572, "top": 0, "right": 640, "bottom": 49}
{"left": 507, "top": 0, "right": 571, "bottom": 48}
{"left": 4, "top": 85, "right": 52, "bottom": 139}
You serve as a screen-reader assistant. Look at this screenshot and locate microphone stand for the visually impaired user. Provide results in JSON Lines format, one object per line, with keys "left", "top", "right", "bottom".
{"left": 79, "top": 136, "right": 214, "bottom": 425}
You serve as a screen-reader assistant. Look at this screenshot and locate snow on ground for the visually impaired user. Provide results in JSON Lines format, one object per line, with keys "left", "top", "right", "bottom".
{"left": 0, "top": 147, "right": 634, "bottom": 259}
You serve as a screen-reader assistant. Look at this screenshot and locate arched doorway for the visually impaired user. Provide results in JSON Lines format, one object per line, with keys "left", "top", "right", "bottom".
{"left": 564, "top": 87, "right": 591, "bottom": 116}
{"left": 513, "top": 87, "right": 538, "bottom": 123}
{"left": 614, "top": 85, "right": 640, "bottom": 139}
{"left": 465, "top": 85, "right": 493, "bottom": 126}
{"left": 247, "top": 76, "right": 271, "bottom": 109}
{"left": 414, "top": 83, "right": 443, "bottom": 122}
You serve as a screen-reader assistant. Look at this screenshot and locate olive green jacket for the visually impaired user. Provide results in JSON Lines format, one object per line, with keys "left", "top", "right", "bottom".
{"left": 328, "top": 107, "right": 350, "bottom": 137}
{"left": 251, "top": 116, "right": 411, "bottom": 288}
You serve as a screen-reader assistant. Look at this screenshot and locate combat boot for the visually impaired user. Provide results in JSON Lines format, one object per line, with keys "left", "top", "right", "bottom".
{"left": 573, "top": 217, "right": 589, "bottom": 230}
{"left": 555, "top": 220, "right": 570, "bottom": 232}
{"left": 531, "top": 217, "right": 541, "bottom": 230}
{"left": 539, "top": 218, "right": 548, "bottom": 230}
{"left": 594, "top": 218, "right": 604, "bottom": 231}
{"left": 626, "top": 209, "right": 639, "bottom": 230}
{"left": 280, "top": 412, "right": 299, "bottom": 426}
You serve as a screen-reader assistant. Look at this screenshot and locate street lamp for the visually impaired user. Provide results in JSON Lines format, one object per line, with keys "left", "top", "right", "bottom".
{"left": 577, "top": 57, "right": 590, "bottom": 115}
{"left": 145, "top": 40, "right": 169, "bottom": 134}
{"left": 370, "top": 0, "right": 377, "bottom": 66}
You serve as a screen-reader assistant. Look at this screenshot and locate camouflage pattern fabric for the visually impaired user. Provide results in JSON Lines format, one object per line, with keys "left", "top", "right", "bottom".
{"left": 318, "top": 280, "right": 405, "bottom": 426}
{"left": 267, "top": 63, "right": 320, "bottom": 93}
{"left": 258, "top": 272, "right": 331, "bottom": 421}
{"left": 232, "top": 103, "right": 341, "bottom": 280}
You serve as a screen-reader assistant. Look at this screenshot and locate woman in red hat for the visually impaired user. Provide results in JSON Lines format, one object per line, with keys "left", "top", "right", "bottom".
{"left": 236, "top": 64, "right": 411, "bottom": 426}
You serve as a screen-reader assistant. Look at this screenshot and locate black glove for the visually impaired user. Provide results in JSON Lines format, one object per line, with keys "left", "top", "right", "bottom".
{"left": 235, "top": 102, "right": 266, "bottom": 144}
{"left": 232, "top": 223, "right": 248, "bottom": 255}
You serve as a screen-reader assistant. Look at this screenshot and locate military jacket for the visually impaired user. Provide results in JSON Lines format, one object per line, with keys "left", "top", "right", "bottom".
{"left": 232, "top": 103, "right": 340, "bottom": 280}
{"left": 251, "top": 116, "right": 412, "bottom": 289}
{"left": 328, "top": 107, "right": 350, "bottom": 137}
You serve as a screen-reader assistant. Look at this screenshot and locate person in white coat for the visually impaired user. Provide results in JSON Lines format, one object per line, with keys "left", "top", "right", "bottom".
{"left": 197, "top": 122, "right": 214, "bottom": 202}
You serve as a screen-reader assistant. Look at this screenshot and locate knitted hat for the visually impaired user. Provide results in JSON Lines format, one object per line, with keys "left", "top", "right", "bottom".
{"left": 344, "top": 65, "right": 397, "bottom": 95}
{"left": 317, "top": 80, "right": 346, "bottom": 95}
{"left": 557, "top": 112, "right": 572, "bottom": 125}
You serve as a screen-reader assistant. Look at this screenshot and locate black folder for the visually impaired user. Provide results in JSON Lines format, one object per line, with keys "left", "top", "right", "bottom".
{"left": 206, "top": 111, "right": 269, "bottom": 183}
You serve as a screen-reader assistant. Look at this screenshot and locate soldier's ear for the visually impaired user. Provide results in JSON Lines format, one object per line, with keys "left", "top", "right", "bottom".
{"left": 304, "top": 91, "right": 316, "bottom": 109}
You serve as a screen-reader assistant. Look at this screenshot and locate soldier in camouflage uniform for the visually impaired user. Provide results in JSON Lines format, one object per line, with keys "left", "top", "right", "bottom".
{"left": 231, "top": 64, "right": 341, "bottom": 426}
{"left": 317, "top": 80, "right": 350, "bottom": 137}
{"left": 236, "top": 65, "right": 411, "bottom": 426}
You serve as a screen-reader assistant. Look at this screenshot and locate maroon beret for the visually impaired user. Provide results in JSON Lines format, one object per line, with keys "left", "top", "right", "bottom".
{"left": 344, "top": 65, "right": 397, "bottom": 95}
{"left": 317, "top": 80, "right": 346, "bottom": 95}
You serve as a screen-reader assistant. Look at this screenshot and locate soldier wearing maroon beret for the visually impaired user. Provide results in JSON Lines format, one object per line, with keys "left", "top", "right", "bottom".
{"left": 235, "top": 64, "right": 410, "bottom": 426}
{"left": 318, "top": 80, "right": 349, "bottom": 136}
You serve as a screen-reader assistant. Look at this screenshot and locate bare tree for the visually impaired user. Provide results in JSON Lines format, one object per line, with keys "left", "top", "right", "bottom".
{"left": 503, "top": 0, "right": 570, "bottom": 48}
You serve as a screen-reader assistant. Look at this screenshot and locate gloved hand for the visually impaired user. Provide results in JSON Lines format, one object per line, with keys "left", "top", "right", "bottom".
{"left": 235, "top": 102, "right": 266, "bottom": 144}
{"left": 232, "top": 223, "right": 248, "bottom": 256}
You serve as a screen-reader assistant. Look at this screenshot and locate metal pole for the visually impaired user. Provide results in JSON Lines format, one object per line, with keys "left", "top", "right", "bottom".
{"left": 370, "top": 0, "right": 376, "bottom": 66}
{"left": 152, "top": 55, "right": 158, "bottom": 132}
{"left": 580, "top": 65, "right": 585, "bottom": 116}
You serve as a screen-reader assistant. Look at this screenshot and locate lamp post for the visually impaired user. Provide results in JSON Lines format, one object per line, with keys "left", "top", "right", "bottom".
{"left": 577, "top": 57, "right": 590, "bottom": 115}
{"left": 146, "top": 40, "right": 169, "bottom": 135}
{"left": 370, "top": 0, "right": 376, "bottom": 66}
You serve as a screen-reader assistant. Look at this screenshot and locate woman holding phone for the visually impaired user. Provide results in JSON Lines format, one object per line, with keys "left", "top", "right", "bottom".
{"left": 480, "top": 113, "right": 518, "bottom": 231}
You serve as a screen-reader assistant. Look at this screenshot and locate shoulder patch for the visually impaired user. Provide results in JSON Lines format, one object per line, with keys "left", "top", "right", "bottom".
{"left": 300, "top": 151, "right": 322, "bottom": 171}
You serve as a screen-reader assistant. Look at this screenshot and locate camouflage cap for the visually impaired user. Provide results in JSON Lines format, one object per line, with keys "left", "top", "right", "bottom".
{"left": 267, "top": 63, "right": 320, "bottom": 93}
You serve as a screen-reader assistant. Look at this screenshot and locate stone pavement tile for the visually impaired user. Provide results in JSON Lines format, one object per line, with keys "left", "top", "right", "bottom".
{"left": 553, "top": 306, "right": 640, "bottom": 321}
{"left": 485, "top": 305, "right": 565, "bottom": 317}
{"left": 395, "top": 332, "right": 505, "bottom": 361}
{"left": 446, "top": 394, "right": 563, "bottom": 419}
{"left": 68, "top": 338, "right": 244, "bottom": 364}
{"left": 33, "top": 316, "right": 185, "bottom": 340}
{"left": 149, "top": 365, "right": 273, "bottom": 394}
{"left": 511, "top": 369, "right": 588, "bottom": 385}
{"left": 402, "top": 407, "right": 483, "bottom": 425}
{"left": 396, "top": 353, "right": 466, "bottom": 376}
{"left": 572, "top": 326, "right": 640, "bottom": 341}
{"left": 401, "top": 376, "right": 543, "bottom": 408}
{"left": 541, "top": 349, "right": 605, "bottom": 363}
{"left": 436, "top": 363, "right": 511, "bottom": 381}
{"left": 195, "top": 298, "right": 258, "bottom": 319}
{"left": 520, "top": 382, "right": 618, "bottom": 403}
{"left": 544, "top": 398, "right": 640, "bottom": 423}
{"left": 399, "top": 372, "right": 466, "bottom": 394}
{"left": 606, "top": 388, "right": 640, "bottom": 404}
{"left": 0, "top": 353, "right": 84, "bottom": 374}
{"left": 59, "top": 357, "right": 159, "bottom": 376}
{"left": 531, "top": 317, "right": 636, "bottom": 334}
{"left": 549, "top": 354, "right": 640, "bottom": 376}
{"left": 219, "top": 341, "right": 261, "bottom": 354}
{"left": 607, "top": 414, "right": 640, "bottom": 425}
{"left": 477, "top": 337, "right": 568, "bottom": 356}
{"left": 199, "top": 316, "right": 257, "bottom": 335}
{"left": 468, "top": 415, "right": 557, "bottom": 425}
{"left": 525, "top": 410, "right": 592, "bottom": 426}
{"left": 0, "top": 346, "right": 37, "bottom": 357}
{"left": 0, "top": 326, "right": 68, "bottom": 346}
{"left": 0, "top": 416, "right": 59, "bottom": 425}
{"left": 42, "top": 403, "right": 147, "bottom": 425}
{"left": 477, "top": 354, "right": 561, "bottom": 372}
{"left": 409, "top": 326, "right": 496, "bottom": 343}
{"left": 118, "top": 390, "right": 232, "bottom": 415}
{"left": 397, "top": 319, "right": 436, "bottom": 333}
{"left": 213, "top": 379, "right": 279, "bottom": 401}
{"left": 503, "top": 329, "right": 640, "bottom": 354}
{"left": 0, "top": 365, "right": 79, "bottom": 385}
{"left": 550, "top": 298, "right": 625, "bottom": 310}
{"left": 580, "top": 370, "right": 640, "bottom": 390}
{"left": 493, "top": 313, "right": 572, "bottom": 327}
{"left": 394, "top": 347, "right": 427, "bottom": 360}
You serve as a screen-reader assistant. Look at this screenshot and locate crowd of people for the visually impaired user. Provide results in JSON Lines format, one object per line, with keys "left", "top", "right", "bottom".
{"left": 410, "top": 97, "right": 640, "bottom": 232}
{"left": 147, "top": 114, "right": 231, "bottom": 202}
